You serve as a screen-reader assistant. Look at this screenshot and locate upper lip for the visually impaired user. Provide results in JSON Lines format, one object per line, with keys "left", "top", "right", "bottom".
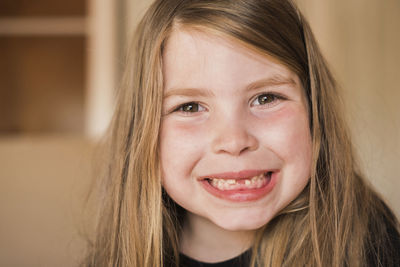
{"left": 198, "top": 169, "right": 275, "bottom": 180}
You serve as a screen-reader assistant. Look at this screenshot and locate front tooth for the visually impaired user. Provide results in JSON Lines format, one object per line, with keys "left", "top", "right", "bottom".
{"left": 245, "top": 179, "right": 251, "bottom": 186}
{"left": 217, "top": 180, "right": 225, "bottom": 190}
{"left": 226, "top": 179, "right": 236, "bottom": 185}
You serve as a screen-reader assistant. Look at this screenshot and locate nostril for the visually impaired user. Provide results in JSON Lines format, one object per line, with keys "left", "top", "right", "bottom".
{"left": 211, "top": 130, "right": 259, "bottom": 156}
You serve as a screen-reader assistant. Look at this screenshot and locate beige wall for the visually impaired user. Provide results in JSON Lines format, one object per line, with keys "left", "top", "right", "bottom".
{"left": 0, "top": 136, "right": 94, "bottom": 266}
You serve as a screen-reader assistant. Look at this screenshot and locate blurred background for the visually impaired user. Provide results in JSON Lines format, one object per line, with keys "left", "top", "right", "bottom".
{"left": 0, "top": 0, "right": 399, "bottom": 266}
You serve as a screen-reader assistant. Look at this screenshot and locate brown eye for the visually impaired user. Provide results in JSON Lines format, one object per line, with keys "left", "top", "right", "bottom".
{"left": 257, "top": 94, "right": 276, "bottom": 105}
{"left": 179, "top": 102, "right": 200, "bottom": 112}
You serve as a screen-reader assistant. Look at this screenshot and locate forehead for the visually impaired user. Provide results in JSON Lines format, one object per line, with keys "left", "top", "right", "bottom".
{"left": 162, "top": 28, "right": 299, "bottom": 92}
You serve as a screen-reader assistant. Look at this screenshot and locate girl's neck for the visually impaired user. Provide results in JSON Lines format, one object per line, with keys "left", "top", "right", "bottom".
{"left": 179, "top": 212, "right": 255, "bottom": 263}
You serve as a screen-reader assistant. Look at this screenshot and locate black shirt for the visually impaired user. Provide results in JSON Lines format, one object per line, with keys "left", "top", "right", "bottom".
{"left": 176, "top": 214, "right": 400, "bottom": 267}
{"left": 177, "top": 225, "right": 400, "bottom": 267}
{"left": 179, "top": 250, "right": 251, "bottom": 267}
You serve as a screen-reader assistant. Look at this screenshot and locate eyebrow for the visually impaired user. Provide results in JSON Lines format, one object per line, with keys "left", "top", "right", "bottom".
{"left": 163, "top": 87, "right": 214, "bottom": 99}
{"left": 246, "top": 74, "right": 296, "bottom": 91}
{"left": 163, "top": 74, "right": 296, "bottom": 99}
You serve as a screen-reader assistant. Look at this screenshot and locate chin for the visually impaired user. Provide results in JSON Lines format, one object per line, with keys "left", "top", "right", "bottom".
{"left": 211, "top": 212, "right": 273, "bottom": 232}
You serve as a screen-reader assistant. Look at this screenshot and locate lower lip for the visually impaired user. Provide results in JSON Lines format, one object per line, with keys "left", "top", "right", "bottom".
{"left": 199, "top": 172, "right": 277, "bottom": 202}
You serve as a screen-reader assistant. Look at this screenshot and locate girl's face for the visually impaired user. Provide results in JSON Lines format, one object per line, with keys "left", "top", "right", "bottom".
{"left": 160, "top": 29, "right": 312, "bottom": 231}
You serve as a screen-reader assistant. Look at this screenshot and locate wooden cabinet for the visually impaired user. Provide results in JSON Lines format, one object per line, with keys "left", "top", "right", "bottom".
{"left": 0, "top": 0, "right": 118, "bottom": 137}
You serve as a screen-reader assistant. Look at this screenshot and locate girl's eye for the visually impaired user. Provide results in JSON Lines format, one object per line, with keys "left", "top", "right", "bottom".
{"left": 175, "top": 102, "right": 205, "bottom": 113}
{"left": 251, "top": 93, "right": 281, "bottom": 106}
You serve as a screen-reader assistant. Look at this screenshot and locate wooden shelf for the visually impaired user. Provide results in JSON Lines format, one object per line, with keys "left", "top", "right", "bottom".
{"left": 0, "top": 0, "right": 86, "bottom": 17}
{"left": 0, "top": 17, "right": 86, "bottom": 36}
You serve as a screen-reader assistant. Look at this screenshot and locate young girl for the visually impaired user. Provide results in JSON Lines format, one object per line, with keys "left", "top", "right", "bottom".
{"left": 84, "top": 0, "right": 400, "bottom": 266}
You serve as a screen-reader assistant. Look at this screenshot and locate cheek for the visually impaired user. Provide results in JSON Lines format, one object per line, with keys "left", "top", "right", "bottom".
{"left": 160, "top": 120, "right": 206, "bottom": 155}
{"left": 160, "top": 120, "right": 206, "bottom": 178}
{"left": 280, "top": 111, "right": 311, "bottom": 160}
{"left": 253, "top": 105, "right": 312, "bottom": 210}
{"left": 160, "top": 120, "right": 206, "bottom": 209}
{"left": 255, "top": 105, "right": 312, "bottom": 171}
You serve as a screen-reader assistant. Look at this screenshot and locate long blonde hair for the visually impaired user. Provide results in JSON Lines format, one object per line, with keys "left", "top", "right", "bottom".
{"left": 83, "top": 0, "right": 399, "bottom": 266}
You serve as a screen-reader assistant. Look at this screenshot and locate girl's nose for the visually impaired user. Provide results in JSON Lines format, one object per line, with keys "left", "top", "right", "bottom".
{"left": 210, "top": 115, "right": 259, "bottom": 156}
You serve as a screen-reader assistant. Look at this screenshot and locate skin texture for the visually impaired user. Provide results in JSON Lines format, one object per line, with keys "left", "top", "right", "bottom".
{"left": 160, "top": 29, "right": 312, "bottom": 262}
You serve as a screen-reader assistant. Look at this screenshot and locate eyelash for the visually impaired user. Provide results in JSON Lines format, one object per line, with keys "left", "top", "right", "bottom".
{"left": 172, "top": 92, "right": 285, "bottom": 114}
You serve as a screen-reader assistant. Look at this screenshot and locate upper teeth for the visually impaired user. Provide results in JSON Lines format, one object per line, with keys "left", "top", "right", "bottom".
{"left": 209, "top": 173, "right": 265, "bottom": 184}
{"left": 224, "top": 179, "right": 235, "bottom": 184}
{"left": 208, "top": 173, "right": 268, "bottom": 190}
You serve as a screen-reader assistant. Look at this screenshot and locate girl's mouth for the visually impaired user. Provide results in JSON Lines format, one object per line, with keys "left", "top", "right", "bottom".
{"left": 199, "top": 170, "right": 277, "bottom": 202}
{"left": 205, "top": 172, "right": 272, "bottom": 191}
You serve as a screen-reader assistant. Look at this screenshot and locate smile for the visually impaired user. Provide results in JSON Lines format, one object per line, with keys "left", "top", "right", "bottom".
{"left": 198, "top": 170, "right": 277, "bottom": 202}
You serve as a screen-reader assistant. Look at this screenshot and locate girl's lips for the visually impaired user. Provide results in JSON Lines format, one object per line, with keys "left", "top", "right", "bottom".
{"left": 198, "top": 169, "right": 274, "bottom": 181}
{"left": 198, "top": 170, "right": 278, "bottom": 202}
